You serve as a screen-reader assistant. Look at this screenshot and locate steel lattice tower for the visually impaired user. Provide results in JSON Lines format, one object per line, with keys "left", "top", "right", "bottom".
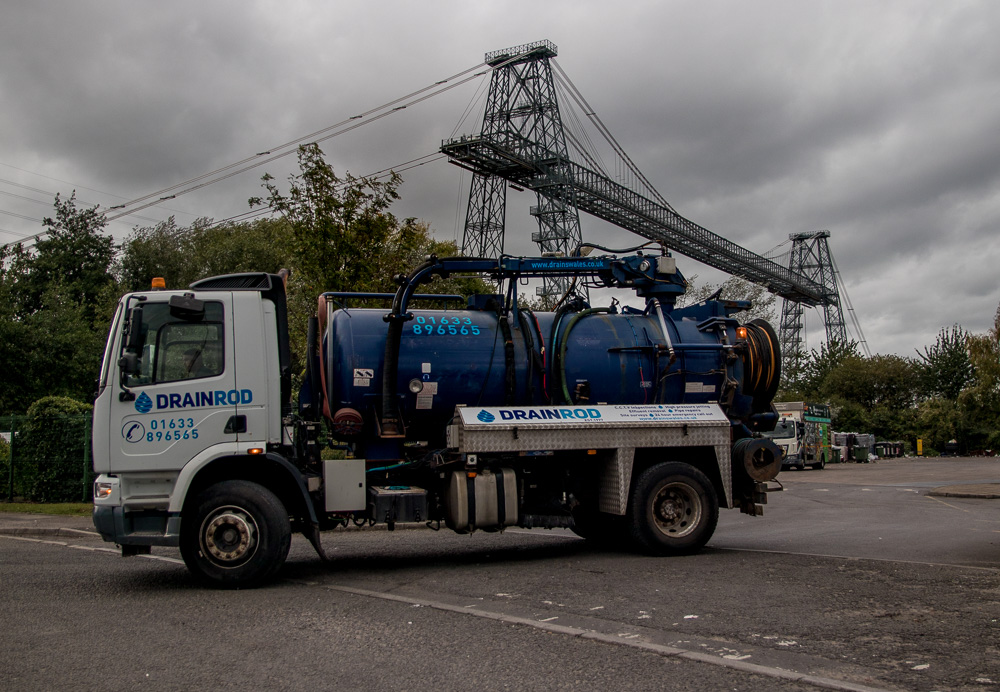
{"left": 460, "top": 41, "right": 584, "bottom": 301}
{"left": 779, "top": 231, "right": 848, "bottom": 378}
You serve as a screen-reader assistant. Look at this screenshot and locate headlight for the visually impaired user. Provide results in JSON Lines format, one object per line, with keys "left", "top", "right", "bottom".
{"left": 94, "top": 481, "right": 113, "bottom": 499}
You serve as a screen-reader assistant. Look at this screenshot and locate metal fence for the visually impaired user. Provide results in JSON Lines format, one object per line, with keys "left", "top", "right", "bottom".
{"left": 1, "top": 414, "right": 93, "bottom": 503}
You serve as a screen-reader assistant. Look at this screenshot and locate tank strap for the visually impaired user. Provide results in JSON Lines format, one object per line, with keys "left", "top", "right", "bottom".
{"left": 499, "top": 314, "right": 516, "bottom": 404}
{"left": 495, "top": 470, "right": 507, "bottom": 526}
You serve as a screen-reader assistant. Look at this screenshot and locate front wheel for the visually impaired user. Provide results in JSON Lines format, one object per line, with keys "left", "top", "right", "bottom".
{"left": 180, "top": 480, "right": 291, "bottom": 588}
{"left": 627, "top": 462, "right": 719, "bottom": 555}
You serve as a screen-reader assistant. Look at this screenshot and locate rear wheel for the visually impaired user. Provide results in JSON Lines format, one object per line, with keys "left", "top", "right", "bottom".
{"left": 180, "top": 480, "right": 291, "bottom": 588}
{"left": 812, "top": 454, "right": 826, "bottom": 470}
{"left": 627, "top": 462, "right": 719, "bottom": 555}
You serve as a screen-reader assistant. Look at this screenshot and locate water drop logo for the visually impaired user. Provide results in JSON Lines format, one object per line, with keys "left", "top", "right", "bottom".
{"left": 477, "top": 410, "right": 495, "bottom": 423}
{"left": 135, "top": 391, "right": 153, "bottom": 414}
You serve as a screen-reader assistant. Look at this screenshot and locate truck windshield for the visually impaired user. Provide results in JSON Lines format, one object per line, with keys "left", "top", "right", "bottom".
{"left": 764, "top": 420, "right": 795, "bottom": 439}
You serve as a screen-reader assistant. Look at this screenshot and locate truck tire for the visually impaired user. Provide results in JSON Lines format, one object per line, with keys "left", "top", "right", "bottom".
{"left": 812, "top": 454, "right": 826, "bottom": 470}
{"left": 627, "top": 462, "right": 719, "bottom": 555}
{"left": 180, "top": 480, "right": 291, "bottom": 588}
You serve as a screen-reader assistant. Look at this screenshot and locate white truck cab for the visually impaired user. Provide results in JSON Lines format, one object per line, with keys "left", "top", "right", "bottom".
{"left": 764, "top": 402, "right": 832, "bottom": 471}
{"left": 92, "top": 274, "right": 308, "bottom": 583}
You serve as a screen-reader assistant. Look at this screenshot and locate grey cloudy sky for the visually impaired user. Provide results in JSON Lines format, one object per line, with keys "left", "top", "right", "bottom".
{"left": 2, "top": 0, "right": 998, "bottom": 357}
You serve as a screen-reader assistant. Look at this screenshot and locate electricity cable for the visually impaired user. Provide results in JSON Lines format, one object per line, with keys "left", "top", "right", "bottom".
{"left": 10, "top": 46, "right": 537, "bottom": 248}
{"left": 0, "top": 187, "right": 162, "bottom": 225}
{"left": 0, "top": 166, "right": 196, "bottom": 218}
{"left": 107, "top": 57, "right": 562, "bottom": 223}
{"left": 0, "top": 209, "right": 42, "bottom": 224}
{"left": 105, "top": 61, "right": 489, "bottom": 219}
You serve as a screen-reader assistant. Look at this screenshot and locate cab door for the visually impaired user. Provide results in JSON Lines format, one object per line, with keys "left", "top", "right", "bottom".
{"left": 230, "top": 291, "right": 279, "bottom": 447}
{"left": 110, "top": 293, "right": 237, "bottom": 473}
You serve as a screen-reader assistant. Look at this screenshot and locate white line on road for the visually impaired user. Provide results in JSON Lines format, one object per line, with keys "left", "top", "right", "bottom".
{"left": 0, "top": 535, "right": 184, "bottom": 564}
{"left": 924, "top": 495, "right": 972, "bottom": 513}
{"left": 2, "top": 530, "right": 975, "bottom": 689}
{"left": 297, "top": 580, "right": 892, "bottom": 692}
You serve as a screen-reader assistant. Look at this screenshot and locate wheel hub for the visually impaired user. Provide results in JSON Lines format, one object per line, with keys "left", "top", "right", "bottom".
{"left": 201, "top": 507, "right": 258, "bottom": 566}
{"left": 651, "top": 483, "right": 702, "bottom": 538}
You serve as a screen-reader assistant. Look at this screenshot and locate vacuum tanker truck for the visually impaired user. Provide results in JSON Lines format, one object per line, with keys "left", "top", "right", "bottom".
{"left": 92, "top": 252, "right": 784, "bottom": 587}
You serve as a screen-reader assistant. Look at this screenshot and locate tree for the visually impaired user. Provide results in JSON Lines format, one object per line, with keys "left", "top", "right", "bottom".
{"left": 251, "top": 144, "right": 486, "bottom": 295}
{"left": 959, "top": 304, "right": 1000, "bottom": 450}
{"left": 821, "top": 354, "right": 919, "bottom": 412}
{"left": 677, "top": 275, "right": 778, "bottom": 325}
{"left": 913, "top": 398, "right": 964, "bottom": 453}
{"left": 0, "top": 245, "right": 34, "bottom": 412}
{"left": 249, "top": 144, "right": 489, "bottom": 370}
{"left": 11, "top": 193, "right": 116, "bottom": 321}
{"left": 916, "top": 326, "right": 973, "bottom": 401}
{"left": 0, "top": 194, "right": 117, "bottom": 413}
{"left": 117, "top": 216, "right": 295, "bottom": 291}
{"left": 778, "top": 339, "right": 860, "bottom": 401}
{"left": 819, "top": 353, "right": 919, "bottom": 440}
{"left": 249, "top": 143, "right": 404, "bottom": 297}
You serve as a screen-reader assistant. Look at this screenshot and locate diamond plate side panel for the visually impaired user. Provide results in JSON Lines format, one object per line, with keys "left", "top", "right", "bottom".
{"left": 599, "top": 447, "right": 634, "bottom": 515}
{"left": 716, "top": 444, "right": 732, "bottom": 508}
{"left": 452, "top": 412, "right": 733, "bottom": 510}
{"left": 458, "top": 423, "right": 729, "bottom": 454}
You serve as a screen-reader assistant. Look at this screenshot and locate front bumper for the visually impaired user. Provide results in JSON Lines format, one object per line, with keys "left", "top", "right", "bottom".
{"left": 92, "top": 505, "right": 181, "bottom": 546}
{"left": 93, "top": 475, "right": 180, "bottom": 546}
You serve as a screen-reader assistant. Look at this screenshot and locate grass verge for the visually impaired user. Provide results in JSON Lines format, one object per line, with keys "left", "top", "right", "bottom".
{"left": 0, "top": 502, "right": 92, "bottom": 516}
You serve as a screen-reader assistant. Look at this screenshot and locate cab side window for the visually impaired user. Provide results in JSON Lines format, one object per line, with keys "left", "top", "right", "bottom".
{"left": 156, "top": 322, "right": 224, "bottom": 382}
{"left": 123, "top": 301, "right": 225, "bottom": 387}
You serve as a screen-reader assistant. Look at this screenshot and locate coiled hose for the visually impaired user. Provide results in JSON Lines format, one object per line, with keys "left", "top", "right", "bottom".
{"left": 741, "top": 319, "right": 781, "bottom": 413}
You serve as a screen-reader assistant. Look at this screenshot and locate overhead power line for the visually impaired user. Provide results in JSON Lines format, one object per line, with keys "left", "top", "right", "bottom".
{"left": 0, "top": 164, "right": 196, "bottom": 219}
{"left": 0, "top": 209, "right": 42, "bottom": 224}
{"left": 104, "top": 62, "right": 490, "bottom": 222}
{"left": 0, "top": 185, "right": 161, "bottom": 224}
{"left": 7, "top": 50, "right": 542, "bottom": 249}
{"left": 186, "top": 152, "right": 448, "bottom": 233}
{"left": 0, "top": 162, "right": 133, "bottom": 202}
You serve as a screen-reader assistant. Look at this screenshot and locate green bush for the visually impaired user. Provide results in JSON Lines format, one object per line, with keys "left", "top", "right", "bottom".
{"left": 16, "top": 397, "right": 92, "bottom": 502}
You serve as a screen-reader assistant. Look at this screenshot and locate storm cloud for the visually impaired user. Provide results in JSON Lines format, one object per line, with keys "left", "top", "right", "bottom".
{"left": 2, "top": 0, "right": 998, "bottom": 356}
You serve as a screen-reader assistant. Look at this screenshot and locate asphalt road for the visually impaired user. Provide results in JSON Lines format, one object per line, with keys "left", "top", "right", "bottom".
{"left": 714, "top": 458, "right": 1000, "bottom": 568}
{"left": 1, "top": 458, "right": 998, "bottom": 691}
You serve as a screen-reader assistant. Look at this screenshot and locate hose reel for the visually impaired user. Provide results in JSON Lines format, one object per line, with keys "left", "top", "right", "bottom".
{"left": 740, "top": 319, "right": 781, "bottom": 413}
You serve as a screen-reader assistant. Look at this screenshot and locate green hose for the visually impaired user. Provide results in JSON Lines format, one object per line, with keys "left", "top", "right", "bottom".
{"left": 557, "top": 307, "right": 612, "bottom": 404}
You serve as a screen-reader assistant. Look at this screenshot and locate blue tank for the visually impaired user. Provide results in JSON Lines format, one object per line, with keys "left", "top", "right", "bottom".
{"left": 321, "top": 298, "right": 777, "bottom": 446}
